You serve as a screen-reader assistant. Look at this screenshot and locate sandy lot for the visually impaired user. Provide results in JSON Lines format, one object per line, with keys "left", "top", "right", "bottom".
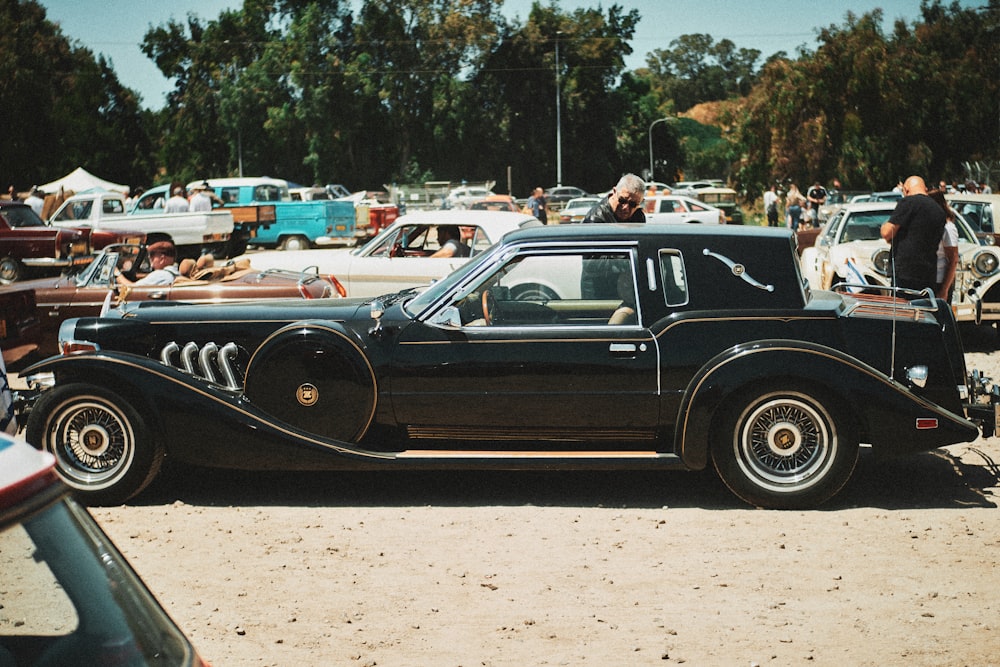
{"left": 87, "top": 345, "right": 1000, "bottom": 667}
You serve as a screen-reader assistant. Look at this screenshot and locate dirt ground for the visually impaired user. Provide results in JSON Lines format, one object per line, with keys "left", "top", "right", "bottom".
{"left": 86, "top": 344, "right": 1000, "bottom": 667}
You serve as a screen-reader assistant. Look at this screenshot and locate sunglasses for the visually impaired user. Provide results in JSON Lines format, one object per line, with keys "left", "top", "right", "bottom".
{"left": 617, "top": 194, "right": 643, "bottom": 209}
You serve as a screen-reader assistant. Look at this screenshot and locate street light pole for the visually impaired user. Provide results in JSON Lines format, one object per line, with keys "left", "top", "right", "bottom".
{"left": 648, "top": 117, "right": 671, "bottom": 182}
{"left": 555, "top": 33, "right": 563, "bottom": 187}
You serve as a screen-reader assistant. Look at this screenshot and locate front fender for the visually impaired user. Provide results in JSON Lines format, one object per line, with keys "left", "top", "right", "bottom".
{"left": 22, "top": 350, "right": 392, "bottom": 470}
{"left": 675, "top": 339, "right": 979, "bottom": 469}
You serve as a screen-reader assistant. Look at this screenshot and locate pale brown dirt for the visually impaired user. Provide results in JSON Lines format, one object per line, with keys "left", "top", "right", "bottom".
{"left": 83, "top": 342, "right": 1000, "bottom": 666}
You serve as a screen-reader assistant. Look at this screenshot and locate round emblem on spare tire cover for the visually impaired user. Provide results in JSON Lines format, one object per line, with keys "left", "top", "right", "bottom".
{"left": 296, "top": 383, "right": 319, "bottom": 406}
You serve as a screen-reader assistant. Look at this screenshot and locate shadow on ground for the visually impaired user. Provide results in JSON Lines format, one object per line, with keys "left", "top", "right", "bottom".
{"left": 130, "top": 445, "right": 999, "bottom": 512}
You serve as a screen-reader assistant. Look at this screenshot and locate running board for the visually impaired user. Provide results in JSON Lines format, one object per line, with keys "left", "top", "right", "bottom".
{"left": 396, "top": 450, "right": 676, "bottom": 460}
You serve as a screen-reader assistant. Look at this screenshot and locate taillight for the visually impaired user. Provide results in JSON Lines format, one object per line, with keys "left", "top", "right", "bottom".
{"left": 330, "top": 275, "right": 347, "bottom": 297}
{"left": 59, "top": 339, "right": 100, "bottom": 355}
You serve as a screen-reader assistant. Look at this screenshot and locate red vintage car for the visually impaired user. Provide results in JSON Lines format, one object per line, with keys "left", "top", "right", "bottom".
{"left": 0, "top": 243, "right": 344, "bottom": 359}
{"left": 0, "top": 201, "right": 144, "bottom": 283}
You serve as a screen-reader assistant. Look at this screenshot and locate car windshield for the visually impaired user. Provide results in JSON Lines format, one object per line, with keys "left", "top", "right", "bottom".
{"left": 1, "top": 206, "right": 46, "bottom": 228}
{"left": 403, "top": 242, "right": 504, "bottom": 316}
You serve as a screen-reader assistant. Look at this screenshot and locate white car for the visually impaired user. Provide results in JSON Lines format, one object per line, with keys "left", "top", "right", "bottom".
{"left": 240, "top": 210, "right": 541, "bottom": 297}
{"left": 642, "top": 194, "right": 725, "bottom": 224}
{"left": 558, "top": 196, "right": 601, "bottom": 223}
{"left": 800, "top": 201, "right": 1000, "bottom": 323}
{"left": 445, "top": 186, "right": 495, "bottom": 209}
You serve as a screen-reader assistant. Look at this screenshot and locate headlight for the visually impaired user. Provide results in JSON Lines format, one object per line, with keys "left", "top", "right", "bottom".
{"left": 973, "top": 250, "right": 1000, "bottom": 277}
{"left": 871, "top": 249, "right": 891, "bottom": 276}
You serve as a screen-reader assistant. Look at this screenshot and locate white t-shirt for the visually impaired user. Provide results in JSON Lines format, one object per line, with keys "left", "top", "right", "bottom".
{"left": 935, "top": 220, "right": 959, "bottom": 282}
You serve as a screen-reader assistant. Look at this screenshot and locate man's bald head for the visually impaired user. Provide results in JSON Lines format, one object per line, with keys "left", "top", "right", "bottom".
{"left": 903, "top": 176, "right": 928, "bottom": 196}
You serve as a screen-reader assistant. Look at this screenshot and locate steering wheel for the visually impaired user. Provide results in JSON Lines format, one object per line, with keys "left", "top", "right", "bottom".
{"left": 481, "top": 289, "right": 499, "bottom": 326}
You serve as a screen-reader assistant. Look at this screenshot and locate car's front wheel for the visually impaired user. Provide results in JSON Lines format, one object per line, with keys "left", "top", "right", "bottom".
{"left": 712, "top": 383, "right": 858, "bottom": 509}
{"left": 0, "top": 256, "right": 25, "bottom": 283}
{"left": 26, "top": 384, "right": 163, "bottom": 505}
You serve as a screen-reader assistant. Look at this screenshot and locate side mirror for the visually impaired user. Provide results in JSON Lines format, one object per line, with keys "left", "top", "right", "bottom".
{"left": 368, "top": 298, "right": 385, "bottom": 338}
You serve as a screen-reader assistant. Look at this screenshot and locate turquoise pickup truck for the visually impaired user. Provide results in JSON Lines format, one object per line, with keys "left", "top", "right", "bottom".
{"left": 188, "top": 177, "right": 358, "bottom": 250}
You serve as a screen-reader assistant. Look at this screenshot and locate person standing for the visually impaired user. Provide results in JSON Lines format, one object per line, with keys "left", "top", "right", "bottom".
{"left": 582, "top": 173, "right": 646, "bottom": 224}
{"left": 806, "top": 181, "right": 827, "bottom": 226}
{"left": 189, "top": 182, "right": 215, "bottom": 212}
{"left": 24, "top": 188, "right": 44, "bottom": 216}
{"left": 526, "top": 187, "right": 548, "bottom": 224}
{"left": 879, "top": 176, "right": 946, "bottom": 294}
{"left": 164, "top": 187, "right": 190, "bottom": 213}
{"left": 927, "top": 188, "right": 959, "bottom": 301}
{"left": 785, "top": 184, "right": 804, "bottom": 229}
{"left": 763, "top": 185, "right": 779, "bottom": 226}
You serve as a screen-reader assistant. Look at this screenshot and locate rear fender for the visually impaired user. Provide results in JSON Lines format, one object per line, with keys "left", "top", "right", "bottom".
{"left": 675, "top": 339, "right": 979, "bottom": 469}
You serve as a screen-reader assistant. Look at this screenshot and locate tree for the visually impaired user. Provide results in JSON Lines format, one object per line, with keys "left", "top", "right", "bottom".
{"left": 0, "top": 0, "right": 153, "bottom": 189}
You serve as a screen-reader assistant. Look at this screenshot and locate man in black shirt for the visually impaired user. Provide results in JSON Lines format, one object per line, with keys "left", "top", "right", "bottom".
{"left": 582, "top": 173, "right": 646, "bottom": 223}
{"left": 880, "top": 176, "right": 946, "bottom": 295}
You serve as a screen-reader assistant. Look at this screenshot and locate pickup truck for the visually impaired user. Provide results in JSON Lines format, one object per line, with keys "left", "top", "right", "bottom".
{"left": 0, "top": 201, "right": 143, "bottom": 284}
{"left": 130, "top": 184, "right": 273, "bottom": 257}
{"left": 192, "top": 177, "right": 357, "bottom": 250}
{"left": 49, "top": 189, "right": 233, "bottom": 260}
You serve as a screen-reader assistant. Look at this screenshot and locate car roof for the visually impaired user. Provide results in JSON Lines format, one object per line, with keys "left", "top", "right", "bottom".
{"left": 502, "top": 221, "right": 792, "bottom": 245}
{"left": 0, "top": 435, "right": 61, "bottom": 517}
{"left": 391, "top": 209, "right": 540, "bottom": 231}
{"left": 947, "top": 193, "right": 1000, "bottom": 204}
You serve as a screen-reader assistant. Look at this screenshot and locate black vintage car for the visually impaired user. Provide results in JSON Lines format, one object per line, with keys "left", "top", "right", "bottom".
{"left": 21, "top": 224, "right": 999, "bottom": 509}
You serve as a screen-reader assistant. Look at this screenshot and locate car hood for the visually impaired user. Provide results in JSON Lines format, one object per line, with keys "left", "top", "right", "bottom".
{"left": 116, "top": 294, "right": 371, "bottom": 324}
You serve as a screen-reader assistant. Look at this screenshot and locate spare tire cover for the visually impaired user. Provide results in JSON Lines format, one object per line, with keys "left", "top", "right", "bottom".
{"left": 244, "top": 324, "right": 376, "bottom": 442}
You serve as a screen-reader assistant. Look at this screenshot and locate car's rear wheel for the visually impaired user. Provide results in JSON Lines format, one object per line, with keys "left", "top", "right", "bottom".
{"left": 26, "top": 383, "right": 162, "bottom": 505}
{"left": 280, "top": 235, "right": 310, "bottom": 251}
{"left": 0, "top": 256, "right": 25, "bottom": 283}
{"left": 712, "top": 383, "right": 858, "bottom": 509}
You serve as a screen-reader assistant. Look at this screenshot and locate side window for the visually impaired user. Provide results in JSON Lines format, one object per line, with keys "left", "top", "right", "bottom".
{"left": 468, "top": 227, "right": 492, "bottom": 256}
{"left": 220, "top": 188, "right": 240, "bottom": 204}
{"left": 453, "top": 250, "right": 636, "bottom": 327}
{"left": 659, "top": 250, "right": 689, "bottom": 307}
{"left": 983, "top": 205, "right": 994, "bottom": 233}
{"left": 103, "top": 199, "right": 124, "bottom": 215}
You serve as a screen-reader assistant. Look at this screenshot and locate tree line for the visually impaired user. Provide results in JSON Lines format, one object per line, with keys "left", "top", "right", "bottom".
{"left": 1, "top": 0, "right": 996, "bottom": 202}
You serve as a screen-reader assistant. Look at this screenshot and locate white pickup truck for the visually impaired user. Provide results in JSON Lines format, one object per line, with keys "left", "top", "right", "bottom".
{"left": 48, "top": 189, "right": 233, "bottom": 258}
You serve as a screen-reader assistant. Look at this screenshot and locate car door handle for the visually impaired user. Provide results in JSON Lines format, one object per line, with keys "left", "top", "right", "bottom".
{"left": 609, "top": 343, "right": 637, "bottom": 357}
{"left": 149, "top": 291, "right": 167, "bottom": 300}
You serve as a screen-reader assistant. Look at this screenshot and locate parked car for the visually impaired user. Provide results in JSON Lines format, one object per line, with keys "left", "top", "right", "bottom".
{"left": 0, "top": 201, "right": 143, "bottom": 283}
{"left": 670, "top": 180, "right": 718, "bottom": 195}
{"left": 0, "top": 243, "right": 343, "bottom": 359}
{"left": 0, "top": 434, "right": 207, "bottom": 665}
{"left": 947, "top": 193, "right": 1000, "bottom": 245}
{"left": 469, "top": 194, "right": 519, "bottom": 212}
{"left": 799, "top": 201, "right": 1000, "bottom": 324}
{"left": 0, "top": 285, "right": 41, "bottom": 367}
{"left": 642, "top": 194, "right": 725, "bottom": 224}
{"left": 849, "top": 191, "right": 902, "bottom": 204}
{"left": 21, "top": 224, "right": 997, "bottom": 510}
{"left": 558, "top": 196, "right": 602, "bottom": 223}
{"left": 445, "top": 186, "right": 495, "bottom": 209}
{"left": 544, "top": 186, "right": 589, "bottom": 209}
{"left": 238, "top": 210, "right": 541, "bottom": 298}
{"left": 691, "top": 186, "right": 744, "bottom": 224}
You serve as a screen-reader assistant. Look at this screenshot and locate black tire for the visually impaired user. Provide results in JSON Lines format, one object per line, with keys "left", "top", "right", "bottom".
{"left": 227, "top": 234, "right": 249, "bottom": 258}
{"left": 26, "top": 383, "right": 163, "bottom": 505}
{"left": 711, "top": 383, "right": 858, "bottom": 509}
{"left": 0, "top": 256, "right": 25, "bottom": 284}
{"left": 280, "top": 235, "right": 310, "bottom": 251}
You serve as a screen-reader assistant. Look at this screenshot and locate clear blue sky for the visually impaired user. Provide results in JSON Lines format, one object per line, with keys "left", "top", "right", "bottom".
{"left": 37, "top": 0, "right": 977, "bottom": 110}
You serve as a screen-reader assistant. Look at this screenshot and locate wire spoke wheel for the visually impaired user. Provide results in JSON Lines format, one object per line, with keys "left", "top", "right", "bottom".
{"left": 713, "top": 385, "right": 858, "bottom": 509}
{"left": 26, "top": 383, "right": 161, "bottom": 505}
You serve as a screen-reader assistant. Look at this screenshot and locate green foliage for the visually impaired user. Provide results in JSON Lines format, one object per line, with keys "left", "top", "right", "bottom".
{"left": 0, "top": 0, "right": 154, "bottom": 189}
{"left": 1, "top": 0, "right": 997, "bottom": 203}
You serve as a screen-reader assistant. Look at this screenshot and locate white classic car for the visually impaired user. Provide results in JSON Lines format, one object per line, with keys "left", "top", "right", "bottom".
{"left": 799, "top": 201, "right": 1000, "bottom": 323}
{"left": 240, "top": 210, "right": 541, "bottom": 297}
{"left": 642, "top": 194, "right": 725, "bottom": 225}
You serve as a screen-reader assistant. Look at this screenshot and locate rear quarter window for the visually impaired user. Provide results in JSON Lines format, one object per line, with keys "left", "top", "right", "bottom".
{"left": 659, "top": 250, "right": 689, "bottom": 307}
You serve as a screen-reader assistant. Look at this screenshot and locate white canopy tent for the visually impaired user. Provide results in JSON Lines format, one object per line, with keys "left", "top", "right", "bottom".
{"left": 37, "top": 167, "right": 129, "bottom": 195}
